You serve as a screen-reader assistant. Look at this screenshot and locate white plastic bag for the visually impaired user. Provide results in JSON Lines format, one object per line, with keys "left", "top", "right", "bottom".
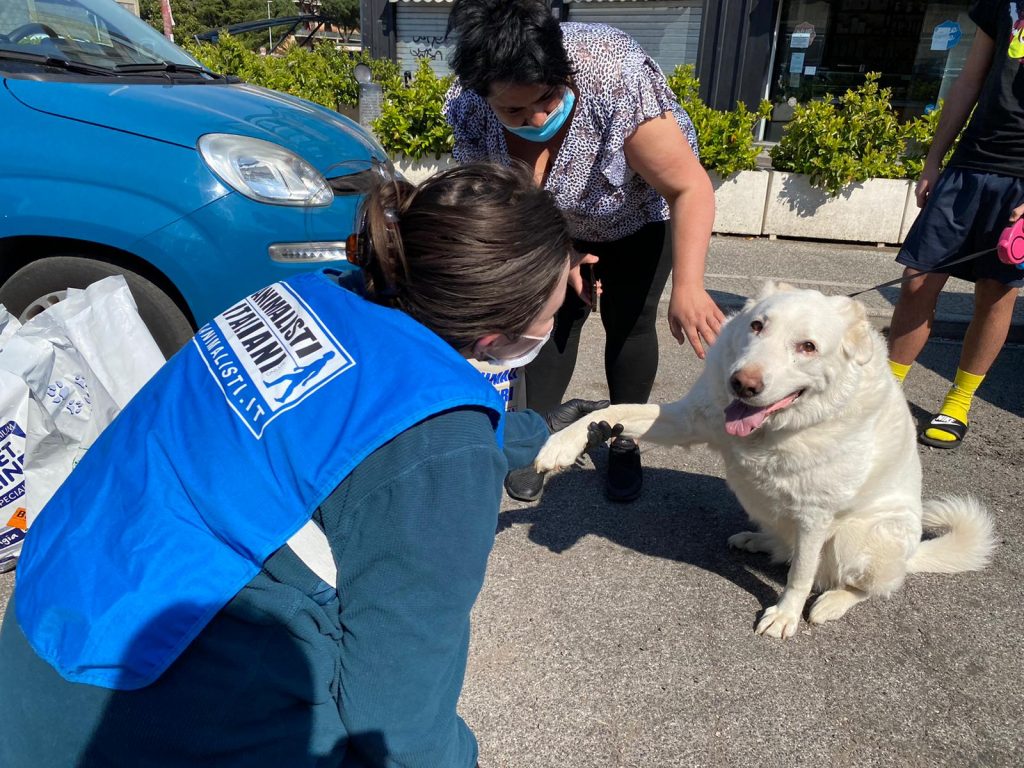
{"left": 0, "top": 372, "right": 29, "bottom": 572}
{"left": 58, "top": 278, "right": 164, "bottom": 409}
{"left": 0, "top": 307, "right": 28, "bottom": 572}
{"left": 0, "top": 275, "right": 164, "bottom": 529}
{"left": 0, "top": 305, "right": 19, "bottom": 348}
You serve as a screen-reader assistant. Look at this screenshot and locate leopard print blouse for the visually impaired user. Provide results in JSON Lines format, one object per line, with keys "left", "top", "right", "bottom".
{"left": 442, "top": 22, "right": 699, "bottom": 243}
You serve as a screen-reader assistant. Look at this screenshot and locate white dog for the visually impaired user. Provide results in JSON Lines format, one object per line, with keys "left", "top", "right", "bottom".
{"left": 536, "top": 283, "right": 995, "bottom": 639}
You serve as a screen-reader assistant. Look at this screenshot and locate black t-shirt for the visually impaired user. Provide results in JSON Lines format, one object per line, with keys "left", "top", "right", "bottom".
{"left": 949, "top": 0, "right": 1024, "bottom": 177}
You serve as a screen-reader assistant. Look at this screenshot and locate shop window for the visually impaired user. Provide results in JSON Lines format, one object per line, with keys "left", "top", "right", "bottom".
{"left": 765, "top": 0, "right": 975, "bottom": 141}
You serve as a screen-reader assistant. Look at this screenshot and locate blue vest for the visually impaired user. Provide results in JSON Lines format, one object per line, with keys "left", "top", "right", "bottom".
{"left": 15, "top": 271, "right": 504, "bottom": 690}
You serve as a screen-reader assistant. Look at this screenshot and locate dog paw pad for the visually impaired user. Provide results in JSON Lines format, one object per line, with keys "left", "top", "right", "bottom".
{"left": 756, "top": 605, "right": 801, "bottom": 639}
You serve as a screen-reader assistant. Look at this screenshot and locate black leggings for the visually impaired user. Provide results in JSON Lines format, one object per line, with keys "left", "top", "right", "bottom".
{"left": 525, "top": 221, "right": 672, "bottom": 414}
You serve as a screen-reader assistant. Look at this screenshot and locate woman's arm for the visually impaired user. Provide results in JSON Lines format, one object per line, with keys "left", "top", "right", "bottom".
{"left": 624, "top": 115, "right": 724, "bottom": 358}
{"left": 322, "top": 409, "right": 504, "bottom": 767}
{"left": 502, "top": 408, "right": 550, "bottom": 470}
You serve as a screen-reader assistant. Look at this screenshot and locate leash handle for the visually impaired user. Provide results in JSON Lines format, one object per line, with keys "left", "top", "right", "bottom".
{"left": 997, "top": 218, "right": 1024, "bottom": 267}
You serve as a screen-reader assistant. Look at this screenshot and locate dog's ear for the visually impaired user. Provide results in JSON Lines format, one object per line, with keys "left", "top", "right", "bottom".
{"left": 754, "top": 280, "right": 796, "bottom": 301}
{"left": 745, "top": 280, "right": 792, "bottom": 310}
{"left": 838, "top": 297, "right": 874, "bottom": 365}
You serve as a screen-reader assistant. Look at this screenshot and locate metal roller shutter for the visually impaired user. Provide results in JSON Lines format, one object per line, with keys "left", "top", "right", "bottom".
{"left": 394, "top": 1, "right": 454, "bottom": 78}
{"left": 566, "top": 0, "right": 702, "bottom": 75}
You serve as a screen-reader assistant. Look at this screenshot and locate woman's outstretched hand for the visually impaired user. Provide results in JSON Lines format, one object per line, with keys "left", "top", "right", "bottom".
{"left": 668, "top": 285, "right": 725, "bottom": 359}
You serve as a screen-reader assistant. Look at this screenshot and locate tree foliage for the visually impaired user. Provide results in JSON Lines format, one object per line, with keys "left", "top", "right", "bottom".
{"left": 174, "top": 37, "right": 958, "bottom": 174}
{"left": 318, "top": 0, "right": 359, "bottom": 31}
{"left": 139, "top": 0, "right": 302, "bottom": 48}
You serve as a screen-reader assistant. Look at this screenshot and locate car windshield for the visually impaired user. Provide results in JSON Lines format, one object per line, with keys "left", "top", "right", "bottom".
{"left": 0, "top": 0, "right": 203, "bottom": 73}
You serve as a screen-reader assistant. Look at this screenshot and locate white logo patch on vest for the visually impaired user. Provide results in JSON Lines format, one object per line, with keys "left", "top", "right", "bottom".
{"left": 194, "top": 282, "right": 354, "bottom": 438}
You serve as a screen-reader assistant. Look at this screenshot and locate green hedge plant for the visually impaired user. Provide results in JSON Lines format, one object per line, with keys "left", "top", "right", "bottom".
{"left": 769, "top": 72, "right": 947, "bottom": 196}
{"left": 372, "top": 59, "right": 454, "bottom": 161}
{"left": 667, "top": 64, "right": 772, "bottom": 178}
{"left": 183, "top": 35, "right": 399, "bottom": 111}
{"left": 902, "top": 102, "right": 961, "bottom": 180}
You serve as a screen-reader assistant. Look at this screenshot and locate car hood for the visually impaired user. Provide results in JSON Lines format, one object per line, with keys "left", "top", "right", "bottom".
{"left": 5, "top": 78, "right": 384, "bottom": 173}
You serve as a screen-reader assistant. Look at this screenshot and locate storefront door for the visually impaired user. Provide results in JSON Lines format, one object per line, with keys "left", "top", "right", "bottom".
{"left": 765, "top": 0, "right": 976, "bottom": 141}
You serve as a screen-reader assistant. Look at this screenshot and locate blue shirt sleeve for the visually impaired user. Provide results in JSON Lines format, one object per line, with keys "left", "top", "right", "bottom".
{"left": 501, "top": 409, "right": 550, "bottom": 471}
{"left": 318, "top": 408, "right": 505, "bottom": 768}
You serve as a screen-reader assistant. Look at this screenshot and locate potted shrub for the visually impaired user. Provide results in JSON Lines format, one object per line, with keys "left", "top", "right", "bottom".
{"left": 766, "top": 73, "right": 935, "bottom": 245}
{"left": 374, "top": 59, "right": 456, "bottom": 183}
{"left": 668, "top": 65, "right": 773, "bottom": 236}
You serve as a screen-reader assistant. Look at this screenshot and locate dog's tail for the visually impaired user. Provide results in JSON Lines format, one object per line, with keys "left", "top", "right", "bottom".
{"left": 907, "top": 495, "right": 996, "bottom": 574}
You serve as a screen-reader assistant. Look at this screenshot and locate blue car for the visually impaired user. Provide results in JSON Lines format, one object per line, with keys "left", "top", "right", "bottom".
{"left": 0, "top": 0, "right": 385, "bottom": 357}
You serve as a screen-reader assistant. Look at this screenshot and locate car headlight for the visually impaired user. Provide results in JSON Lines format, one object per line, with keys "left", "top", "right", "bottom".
{"left": 197, "top": 134, "right": 333, "bottom": 207}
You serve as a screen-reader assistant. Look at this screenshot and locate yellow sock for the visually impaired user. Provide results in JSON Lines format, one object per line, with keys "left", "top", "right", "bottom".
{"left": 924, "top": 368, "right": 985, "bottom": 443}
{"left": 888, "top": 360, "right": 912, "bottom": 384}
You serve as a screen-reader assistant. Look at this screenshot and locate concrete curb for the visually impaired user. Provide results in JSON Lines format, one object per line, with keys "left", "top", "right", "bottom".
{"left": 700, "top": 235, "right": 1024, "bottom": 346}
{"left": 711, "top": 296, "right": 1024, "bottom": 345}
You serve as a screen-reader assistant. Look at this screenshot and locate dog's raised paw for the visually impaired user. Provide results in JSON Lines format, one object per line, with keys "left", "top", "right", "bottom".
{"left": 755, "top": 604, "right": 802, "bottom": 639}
{"left": 535, "top": 426, "right": 590, "bottom": 473}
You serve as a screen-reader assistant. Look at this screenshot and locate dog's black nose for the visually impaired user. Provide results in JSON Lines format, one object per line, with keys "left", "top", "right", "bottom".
{"left": 730, "top": 370, "right": 763, "bottom": 398}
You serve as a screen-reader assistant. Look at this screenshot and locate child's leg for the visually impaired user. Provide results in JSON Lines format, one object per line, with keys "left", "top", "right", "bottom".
{"left": 887, "top": 269, "right": 949, "bottom": 369}
{"left": 923, "top": 278, "right": 1018, "bottom": 444}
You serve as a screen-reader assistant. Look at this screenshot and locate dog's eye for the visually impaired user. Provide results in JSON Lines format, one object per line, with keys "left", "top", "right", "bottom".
{"left": 798, "top": 341, "right": 817, "bottom": 354}
{"left": 750, "top": 320, "right": 764, "bottom": 334}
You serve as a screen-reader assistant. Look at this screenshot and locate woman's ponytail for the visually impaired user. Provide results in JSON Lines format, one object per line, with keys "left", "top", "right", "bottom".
{"left": 348, "top": 161, "right": 570, "bottom": 350}
{"left": 350, "top": 176, "right": 416, "bottom": 304}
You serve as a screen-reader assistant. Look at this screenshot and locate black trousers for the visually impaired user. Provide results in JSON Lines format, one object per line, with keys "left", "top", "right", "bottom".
{"left": 525, "top": 221, "right": 672, "bottom": 414}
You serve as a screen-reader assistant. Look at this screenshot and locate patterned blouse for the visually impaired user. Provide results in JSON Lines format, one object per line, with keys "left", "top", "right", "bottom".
{"left": 442, "top": 22, "right": 699, "bottom": 243}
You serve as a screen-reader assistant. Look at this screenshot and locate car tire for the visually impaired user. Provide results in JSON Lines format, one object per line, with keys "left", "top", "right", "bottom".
{"left": 0, "top": 256, "right": 195, "bottom": 359}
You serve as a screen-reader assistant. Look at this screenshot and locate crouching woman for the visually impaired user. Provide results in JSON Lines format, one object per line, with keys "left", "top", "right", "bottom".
{"left": 0, "top": 162, "right": 602, "bottom": 767}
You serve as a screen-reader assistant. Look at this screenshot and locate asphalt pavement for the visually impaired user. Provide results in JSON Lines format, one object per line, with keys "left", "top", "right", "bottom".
{"left": 1, "top": 235, "right": 1022, "bottom": 767}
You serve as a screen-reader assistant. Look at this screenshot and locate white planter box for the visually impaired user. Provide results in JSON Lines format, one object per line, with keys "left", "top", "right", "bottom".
{"left": 899, "top": 183, "right": 922, "bottom": 243}
{"left": 711, "top": 170, "right": 770, "bottom": 236}
{"left": 389, "top": 160, "right": 913, "bottom": 246}
{"left": 763, "top": 172, "right": 913, "bottom": 245}
{"left": 392, "top": 154, "right": 457, "bottom": 185}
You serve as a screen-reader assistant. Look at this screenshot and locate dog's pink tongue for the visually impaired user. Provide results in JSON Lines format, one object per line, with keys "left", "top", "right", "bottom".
{"left": 724, "top": 400, "right": 769, "bottom": 437}
{"left": 724, "top": 393, "right": 800, "bottom": 437}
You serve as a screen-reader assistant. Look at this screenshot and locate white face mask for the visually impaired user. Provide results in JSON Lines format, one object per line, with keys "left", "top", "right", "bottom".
{"left": 484, "top": 328, "right": 551, "bottom": 369}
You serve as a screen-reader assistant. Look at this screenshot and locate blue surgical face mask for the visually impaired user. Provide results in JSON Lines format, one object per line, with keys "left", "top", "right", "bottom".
{"left": 500, "top": 88, "right": 576, "bottom": 143}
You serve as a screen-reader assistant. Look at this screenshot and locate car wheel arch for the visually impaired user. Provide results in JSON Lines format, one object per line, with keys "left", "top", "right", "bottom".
{"left": 0, "top": 236, "right": 197, "bottom": 358}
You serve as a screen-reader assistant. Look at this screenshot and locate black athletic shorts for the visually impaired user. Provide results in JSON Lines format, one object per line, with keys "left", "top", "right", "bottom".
{"left": 897, "top": 167, "right": 1024, "bottom": 287}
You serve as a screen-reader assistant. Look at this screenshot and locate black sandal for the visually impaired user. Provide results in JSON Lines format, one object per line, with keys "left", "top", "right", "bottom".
{"left": 918, "top": 414, "right": 968, "bottom": 449}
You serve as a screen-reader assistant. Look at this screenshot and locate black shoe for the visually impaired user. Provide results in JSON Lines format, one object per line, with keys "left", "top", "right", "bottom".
{"left": 504, "top": 466, "right": 546, "bottom": 502}
{"left": 606, "top": 437, "right": 642, "bottom": 503}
